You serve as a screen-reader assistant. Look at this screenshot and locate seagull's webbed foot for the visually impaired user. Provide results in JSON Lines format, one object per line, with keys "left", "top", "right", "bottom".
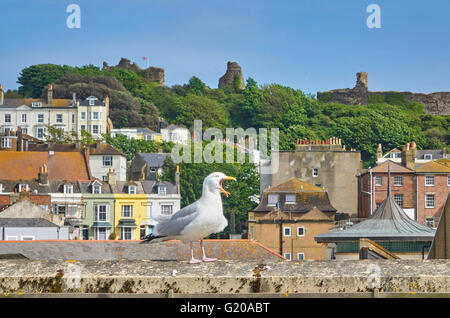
{"left": 188, "top": 258, "right": 202, "bottom": 264}
{"left": 202, "top": 257, "right": 217, "bottom": 262}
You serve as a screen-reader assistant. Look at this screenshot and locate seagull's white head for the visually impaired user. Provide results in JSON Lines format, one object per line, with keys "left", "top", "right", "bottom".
{"left": 203, "top": 172, "right": 236, "bottom": 197}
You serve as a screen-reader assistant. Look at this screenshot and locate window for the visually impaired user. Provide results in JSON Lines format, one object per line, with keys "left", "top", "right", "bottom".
{"left": 81, "top": 125, "right": 86, "bottom": 131}
{"left": 72, "top": 114, "right": 75, "bottom": 124}
{"left": 448, "top": 175, "right": 450, "bottom": 186}
{"left": 426, "top": 217, "right": 435, "bottom": 228}
{"left": 267, "top": 194, "right": 279, "bottom": 206}
{"left": 19, "top": 184, "right": 29, "bottom": 192}
{"left": 93, "top": 112, "right": 99, "bottom": 120}
{"left": 425, "top": 194, "right": 435, "bottom": 208}
{"left": 121, "top": 227, "right": 133, "bottom": 240}
{"left": 102, "top": 155, "right": 113, "bottom": 167}
{"left": 425, "top": 175, "right": 435, "bottom": 186}
{"left": 89, "top": 99, "right": 95, "bottom": 106}
{"left": 6, "top": 236, "right": 18, "bottom": 241}
{"left": 37, "top": 114, "right": 44, "bottom": 123}
{"left": 161, "top": 205, "right": 173, "bottom": 215}
{"left": 102, "top": 176, "right": 108, "bottom": 182}
{"left": 128, "top": 185, "right": 136, "bottom": 194}
{"left": 122, "top": 205, "right": 133, "bottom": 218}
{"left": 95, "top": 227, "right": 108, "bottom": 240}
{"left": 56, "top": 114, "right": 63, "bottom": 123}
{"left": 81, "top": 112, "right": 86, "bottom": 120}
{"left": 312, "top": 168, "right": 319, "bottom": 177}
{"left": 158, "top": 185, "right": 167, "bottom": 195}
{"left": 92, "top": 125, "right": 99, "bottom": 134}
{"left": 21, "top": 114, "right": 27, "bottom": 123}
{"left": 92, "top": 184, "right": 102, "bottom": 194}
{"left": 31, "top": 102, "right": 42, "bottom": 107}
{"left": 36, "top": 127, "right": 46, "bottom": 139}
{"left": 4, "top": 114, "right": 11, "bottom": 123}
{"left": 283, "top": 227, "right": 291, "bottom": 237}
{"left": 394, "top": 194, "right": 404, "bottom": 208}
{"left": 64, "top": 184, "right": 73, "bottom": 194}
{"left": 297, "top": 253, "right": 305, "bottom": 261}
{"left": 21, "top": 236, "right": 35, "bottom": 241}
{"left": 375, "top": 176, "right": 383, "bottom": 186}
{"left": 94, "top": 204, "right": 109, "bottom": 222}
{"left": 57, "top": 205, "right": 66, "bottom": 215}
{"left": 297, "top": 227, "right": 305, "bottom": 237}
{"left": 22, "top": 128, "right": 28, "bottom": 135}
{"left": 1, "top": 137, "right": 12, "bottom": 148}
{"left": 283, "top": 253, "right": 291, "bottom": 260}
{"left": 393, "top": 176, "right": 403, "bottom": 186}
{"left": 424, "top": 154, "right": 433, "bottom": 160}
{"left": 285, "top": 194, "right": 296, "bottom": 204}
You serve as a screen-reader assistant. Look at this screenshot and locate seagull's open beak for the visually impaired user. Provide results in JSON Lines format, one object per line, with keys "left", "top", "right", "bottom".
{"left": 219, "top": 176, "right": 236, "bottom": 197}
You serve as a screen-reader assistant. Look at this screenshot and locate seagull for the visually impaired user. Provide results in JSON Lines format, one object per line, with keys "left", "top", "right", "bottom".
{"left": 144, "top": 172, "right": 236, "bottom": 264}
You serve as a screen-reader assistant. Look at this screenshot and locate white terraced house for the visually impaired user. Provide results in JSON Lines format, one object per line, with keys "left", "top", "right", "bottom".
{"left": 0, "top": 84, "right": 111, "bottom": 139}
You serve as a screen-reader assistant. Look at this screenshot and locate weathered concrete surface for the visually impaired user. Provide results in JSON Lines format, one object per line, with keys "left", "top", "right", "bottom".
{"left": 0, "top": 259, "right": 449, "bottom": 295}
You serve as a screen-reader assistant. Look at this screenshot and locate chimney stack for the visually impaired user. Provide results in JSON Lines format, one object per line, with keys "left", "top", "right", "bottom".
{"left": 38, "top": 164, "right": 49, "bottom": 185}
{"left": 47, "top": 85, "right": 53, "bottom": 105}
{"left": 0, "top": 84, "right": 4, "bottom": 105}
{"left": 377, "top": 143, "right": 383, "bottom": 160}
{"left": 107, "top": 169, "right": 117, "bottom": 186}
{"left": 401, "top": 141, "right": 416, "bottom": 170}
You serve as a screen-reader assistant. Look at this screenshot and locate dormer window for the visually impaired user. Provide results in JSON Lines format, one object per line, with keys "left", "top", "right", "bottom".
{"left": 424, "top": 154, "right": 433, "bottom": 160}
{"left": 64, "top": 184, "right": 73, "bottom": 194}
{"left": 285, "top": 194, "right": 296, "bottom": 204}
{"left": 157, "top": 185, "right": 167, "bottom": 195}
{"left": 128, "top": 185, "right": 136, "bottom": 195}
{"left": 91, "top": 181, "right": 102, "bottom": 194}
{"left": 31, "top": 102, "right": 42, "bottom": 107}
{"left": 268, "top": 194, "right": 279, "bottom": 206}
{"left": 89, "top": 100, "right": 95, "bottom": 106}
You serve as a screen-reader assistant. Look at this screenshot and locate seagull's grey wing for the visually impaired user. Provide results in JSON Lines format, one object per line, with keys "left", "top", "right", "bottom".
{"left": 154, "top": 201, "right": 201, "bottom": 237}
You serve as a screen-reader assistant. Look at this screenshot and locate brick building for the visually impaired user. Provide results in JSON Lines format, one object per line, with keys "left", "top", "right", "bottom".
{"left": 248, "top": 178, "right": 337, "bottom": 261}
{"left": 359, "top": 142, "right": 450, "bottom": 227}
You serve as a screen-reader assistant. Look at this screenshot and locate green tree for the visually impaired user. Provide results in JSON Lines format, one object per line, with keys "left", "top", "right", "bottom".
{"left": 187, "top": 76, "right": 206, "bottom": 95}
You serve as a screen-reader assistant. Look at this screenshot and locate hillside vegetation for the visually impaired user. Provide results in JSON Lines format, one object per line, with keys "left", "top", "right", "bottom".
{"left": 15, "top": 63, "right": 450, "bottom": 167}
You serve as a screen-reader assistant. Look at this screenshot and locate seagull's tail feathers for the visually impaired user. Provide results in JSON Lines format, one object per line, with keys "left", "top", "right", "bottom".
{"left": 141, "top": 233, "right": 168, "bottom": 244}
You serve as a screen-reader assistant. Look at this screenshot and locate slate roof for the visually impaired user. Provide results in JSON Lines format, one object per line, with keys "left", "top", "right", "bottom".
{"left": 78, "top": 96, "right": 105, "bottom": 106}
{"left": 137, "top": 153, "right": 170, "bottom": 168}
{"left": 0, "top": 98, "right": 75, "bottom": 108}
{"left": 416, "top": 150, "right": 447, "bottom": 160}
{"left": 428, "top": 192, "right": 450, "bottom": 259}
{"left": 315, "top": 195, "right": 436, "bottom": 243}
{"left": 0, "top": 151, "right": 90, "bottom": 181}
{"left": 0, "top": 218, "right": 59, "bottom": 227}
{"left": 141, "top": 181, "right": 178, "bottom": 195}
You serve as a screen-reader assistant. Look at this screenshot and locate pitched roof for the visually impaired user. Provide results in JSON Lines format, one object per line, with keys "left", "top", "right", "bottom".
{"left": 141, "top": 181, "right": 178, "bottom": 195}
{"left": 265, "top": 178, "right": 325, "bottom": 193}
{"left": 370, "top": 160, "right": 414, "bottom": 173}
{"left": 88, "top": 143, "right": 125, "bottom": 156}
{"left": 415, "top": 160, "right": 450, "bottom": 173}
{"left": 416, "top": 150, "right": 447, "bottom": 160}
{"left": 137, "top": 153, "right": 170, "bottom": 167}
{"left": 428, "top": 192, "right": 450, "bottom": 259}
{"left": 316, "top": 195, "right": 436, "bottom": 242}
{"left": 78, "top": 96, "right": 105, "bottom": 106}
{"left": 0, "top": 151, "right": 90, "bottom": 181}
{"left": 297, "top": 207, "right": 334, "bottom": 222}
{"left": 253, "top": 178, "right": 336, "bottom": 213}
{"left": 0, "top": 218, "right": 59, "bottom": 227}
{"left": 1, "top": 98, "right": 74, "bottom": 108}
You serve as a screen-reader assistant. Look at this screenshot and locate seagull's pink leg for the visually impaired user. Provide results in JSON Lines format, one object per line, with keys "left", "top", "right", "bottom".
{"left": 188, "top": 241, "right": 202, "bottom": 264}
{"left": 200, "top": 239, "right": 217, "bottom": 262}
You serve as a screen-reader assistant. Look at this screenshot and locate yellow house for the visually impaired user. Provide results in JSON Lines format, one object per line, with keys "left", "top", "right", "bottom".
{"left": 111, "top": 181, "right": 150, "bottom": 240}
{"left": 110, "top": 179, "right": 181, "bottom": 240}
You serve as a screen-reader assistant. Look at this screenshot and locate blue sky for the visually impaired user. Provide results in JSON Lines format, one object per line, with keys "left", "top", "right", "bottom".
{"left": 1, "top": 0, "right": 449, "bottom": 94}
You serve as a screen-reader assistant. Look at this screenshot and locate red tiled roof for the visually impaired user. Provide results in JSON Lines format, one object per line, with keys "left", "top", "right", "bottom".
{"left": 0, "top": 151, "right": 90, "bottom": 181}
